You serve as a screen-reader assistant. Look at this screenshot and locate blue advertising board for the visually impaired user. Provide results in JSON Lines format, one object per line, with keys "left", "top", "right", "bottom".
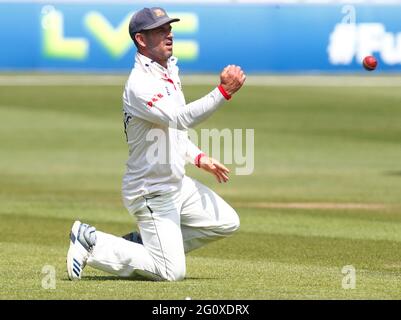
{"left": 0, "top": 2, "right": 401, "bottom": 72}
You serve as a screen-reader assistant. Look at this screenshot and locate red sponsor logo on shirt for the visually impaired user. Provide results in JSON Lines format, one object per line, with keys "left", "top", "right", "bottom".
{"left": 162, "top": 77, "right": 176, "bottom": 90}
{"left": 146, "top": 93, "right": 164, "bottom": 108}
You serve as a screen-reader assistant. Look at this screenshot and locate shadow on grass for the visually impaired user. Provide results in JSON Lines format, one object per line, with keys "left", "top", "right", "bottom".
{"left": 61, "top": 276, "right": 218, "bottom": 282}
{"left": 384, "top": 171, "right": 401, "bottom": 177}
{"left": 83, "top": 276, "right": 148, "bottom": 282}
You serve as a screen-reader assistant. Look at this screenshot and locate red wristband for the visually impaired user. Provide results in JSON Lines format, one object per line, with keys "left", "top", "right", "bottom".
{"left": 218, "top": 85, "right": 232, "bottom": 100}
{"left": 195, "top": 153, "right": 206, "bottom": 168}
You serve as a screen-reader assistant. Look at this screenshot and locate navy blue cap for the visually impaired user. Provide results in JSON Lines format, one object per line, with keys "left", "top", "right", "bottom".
{"left": 129, "top": 7, "right": 180, "bottom": 41}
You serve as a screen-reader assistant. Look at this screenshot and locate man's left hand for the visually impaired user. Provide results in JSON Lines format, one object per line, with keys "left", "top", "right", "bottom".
{"left": 198, "top": 155, "right": 230, "bottom": 183}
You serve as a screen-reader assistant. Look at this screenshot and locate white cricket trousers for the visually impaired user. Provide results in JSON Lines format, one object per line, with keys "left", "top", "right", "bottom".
{"left": 87, "top": 176, "right": 240, "bottom": 281}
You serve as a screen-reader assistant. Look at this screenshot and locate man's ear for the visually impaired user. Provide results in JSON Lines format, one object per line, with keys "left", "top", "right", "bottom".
{"left": 135, "top": 33, "right": 146, "bottom": 48}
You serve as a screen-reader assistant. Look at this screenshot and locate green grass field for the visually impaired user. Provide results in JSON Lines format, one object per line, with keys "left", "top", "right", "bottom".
{"left": 1, "top": 75, "right": 401, "bottom": 299}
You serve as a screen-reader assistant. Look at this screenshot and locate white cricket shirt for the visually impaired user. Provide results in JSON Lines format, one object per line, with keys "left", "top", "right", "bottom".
{"left": 122, "top": 53, "right": 228, "bottom": 208}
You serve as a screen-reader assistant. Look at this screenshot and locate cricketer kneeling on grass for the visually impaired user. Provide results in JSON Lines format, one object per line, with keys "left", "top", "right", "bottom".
{"left": 66, "top": 7, "right": 246, "bottom": 281}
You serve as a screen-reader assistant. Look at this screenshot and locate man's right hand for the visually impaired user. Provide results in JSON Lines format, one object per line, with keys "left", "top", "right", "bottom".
{"left": 219, "top": 65, "right": 246, "bottom": 96}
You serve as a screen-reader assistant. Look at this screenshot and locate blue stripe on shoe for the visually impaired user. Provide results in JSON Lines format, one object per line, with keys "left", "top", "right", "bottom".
{"left": 73, "top": 267, "right": 80, "bottom": 277}
{"left": 73, "top": 258, "right": 80, "bottom": 267}
{"left": 73, "top": 261, "right": 80, "bottom": 269}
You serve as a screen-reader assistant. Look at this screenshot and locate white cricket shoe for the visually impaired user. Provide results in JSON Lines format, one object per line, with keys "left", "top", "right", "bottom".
{"left": 66, "top": 220, "right": 97, "bottom": 281}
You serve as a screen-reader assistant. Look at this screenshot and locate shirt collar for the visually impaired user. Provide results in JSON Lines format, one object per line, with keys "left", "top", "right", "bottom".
{"left": 135, "top": 52, "right": 178, "bottom": 78}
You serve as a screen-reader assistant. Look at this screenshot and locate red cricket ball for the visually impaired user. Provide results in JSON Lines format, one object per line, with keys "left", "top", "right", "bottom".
{"left": 363, "top": 56, "right": 378, "bottom": 71}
